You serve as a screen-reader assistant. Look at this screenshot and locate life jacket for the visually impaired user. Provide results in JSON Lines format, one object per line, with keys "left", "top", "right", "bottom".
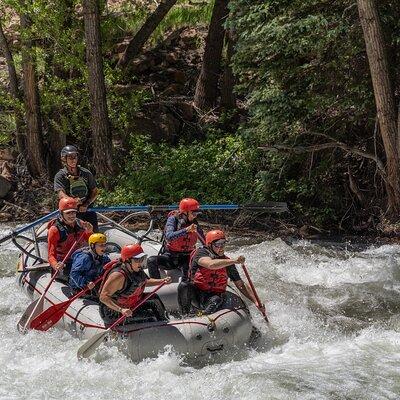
{"left": 100, "top": 261, "right": 147, "bottom": 309}
{"left": 165, "top": 211, "right": 197, "bottom": 253}
{"left": 48, "top": 217, "right": 85, "bottom": 261}
{"left": 68, "top": 168, "right": 88, "bottom": 200}
{"left": 190, "top": 248, "right": 228, "bottom": 294}
{"left": 72, "top": 247, "right": 109, "bottom": 276}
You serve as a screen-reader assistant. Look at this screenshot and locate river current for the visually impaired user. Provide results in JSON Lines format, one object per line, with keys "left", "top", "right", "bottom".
{"left": 1, "top": 224, "right": 400, "bottom": 400}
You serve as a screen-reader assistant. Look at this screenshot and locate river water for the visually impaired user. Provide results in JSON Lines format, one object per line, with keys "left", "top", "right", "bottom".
{"left": 1, "top": 224, "right": 400, "bottom": 400}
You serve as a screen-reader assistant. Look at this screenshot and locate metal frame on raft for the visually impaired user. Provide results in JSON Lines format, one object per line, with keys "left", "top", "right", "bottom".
{"left": 1, "top": 201, "right": 288, "bottom": 272}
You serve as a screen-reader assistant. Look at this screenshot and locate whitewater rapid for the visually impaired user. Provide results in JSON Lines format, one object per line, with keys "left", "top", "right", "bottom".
{"left": 1, "top": 226, "right": 400, "bottom": 400}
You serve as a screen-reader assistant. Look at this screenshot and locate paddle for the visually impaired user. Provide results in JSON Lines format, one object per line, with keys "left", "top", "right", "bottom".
{"left": 90, "top": 201, "right": 288, "bottom": 213}
{"left": 29, "top": 274, "right": 105, "bottom": 331}
{"left": 17, "top": 232, "right": 86, "bottom": 333}
{"left": 77, "top": 281, "right": 166, "bottom": 360}
{"left": 241, "top": 263, "right": 269, "bottom": 324}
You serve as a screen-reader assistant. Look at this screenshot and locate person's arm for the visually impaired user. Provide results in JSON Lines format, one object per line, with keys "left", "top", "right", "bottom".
{"left": 47, "top": 227, "right": 61, "bottom": 269}
{"left": 54, "top": 172, "right": 69, "bottom": 199}
{"left": 99, "top": 272, "right": 131, "bottom": 315}
{"left": 146, "top": 276, "right": 172, "bottom": 286}
{"left": 79, "top": 188, "right": 98, "bottom": 211}
{"left": 165, "top": 216, "right": 189, "bottom": 241}
{"left": 197, "top": 255, "right": 245, "bottom": 270}
{"left": 70, "top": 253, "right": 91, "bottom": 288}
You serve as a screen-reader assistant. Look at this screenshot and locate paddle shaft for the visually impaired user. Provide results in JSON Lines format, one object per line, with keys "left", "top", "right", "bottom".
{"left": 241, "top": 264, "right": 269, "bottom": 323}
{"left": 77, "top": 281, "right": 166, "bottom": 359}
{"left": 108, "top": 280, "right": 167, "bottom": 330}
{"left": 22, "top": 232, "right": 86, "bottom": 331}
{"left": 29, "top": 273, "right": 105, "bottom": 331}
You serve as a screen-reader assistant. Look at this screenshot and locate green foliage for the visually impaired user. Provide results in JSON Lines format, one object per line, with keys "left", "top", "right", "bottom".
{"left": 228, "top": 0, "right": 400, "bottom": 227}
{"left": 97, "top": 131, "right": 258, "bottom": 206}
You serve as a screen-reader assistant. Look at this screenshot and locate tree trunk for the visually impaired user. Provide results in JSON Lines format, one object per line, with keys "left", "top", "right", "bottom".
{"left": 0, "top": 18, "right": 26, "bottom": 154}
{"left": 118, "top": 0, "right": 178, "bottom": 67}
{"left": 46, "top": 0, "right": 73, "bottom": 178}
{"left": 193, "top": 0, "right": 229, "bottom": 110}
{"left": 20, "top": 12, "right": 46, "bottom": 178}
{"left": 220, "top": 29, "right": 236, "bottom": 110}
{"left": 357, "top": 0, "right": 400, "bottom": 214}
{"left": 83, "top": 0, "right": 113, "bottom": 178}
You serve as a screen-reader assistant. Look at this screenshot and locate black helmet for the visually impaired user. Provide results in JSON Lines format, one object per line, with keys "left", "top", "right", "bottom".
{"left": 61, "top": 145, "right": 79, "bottom": 159}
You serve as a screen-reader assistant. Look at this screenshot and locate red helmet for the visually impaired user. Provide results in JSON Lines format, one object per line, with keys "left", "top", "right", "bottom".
{"left": 179, "top": 198, "right": 200, "bottom": 213}
{"left": 59, "top": 197, "right": 78, "bottom": 212}
{"left": 120, "top": 244, "right": 146, "bottom": 262}
{"left": 206, "top": 230, "right": 226, "bottom": 245}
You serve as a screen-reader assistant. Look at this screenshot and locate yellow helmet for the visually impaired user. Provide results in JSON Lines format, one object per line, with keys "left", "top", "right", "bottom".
{"left": 88, "top": 233, "right": 107, "bottom": 246}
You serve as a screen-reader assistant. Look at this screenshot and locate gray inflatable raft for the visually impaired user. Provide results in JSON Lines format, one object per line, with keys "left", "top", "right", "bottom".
{"left": 16, "top": 225, "right": 255, "bottom": 361}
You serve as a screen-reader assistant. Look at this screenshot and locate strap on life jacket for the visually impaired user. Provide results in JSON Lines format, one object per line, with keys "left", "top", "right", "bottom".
{"left": 47, "top": 217, "right": 84, "bottom": 243}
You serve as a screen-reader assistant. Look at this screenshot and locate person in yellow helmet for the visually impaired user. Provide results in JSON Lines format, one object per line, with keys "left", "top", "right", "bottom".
{"left": 69, "top": 233, "right": 111, "bottom": 295}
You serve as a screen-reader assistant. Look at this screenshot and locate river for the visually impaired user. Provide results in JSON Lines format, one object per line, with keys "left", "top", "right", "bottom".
{"left": 1, "top": 224, "right": 400, "bottom": 400}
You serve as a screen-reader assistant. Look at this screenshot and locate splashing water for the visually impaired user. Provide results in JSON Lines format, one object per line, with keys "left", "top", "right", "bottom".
{"left": 1, "top": 224, "right": 400, "bottom": 400}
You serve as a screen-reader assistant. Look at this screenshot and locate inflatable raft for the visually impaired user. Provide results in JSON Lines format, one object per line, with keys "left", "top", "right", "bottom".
{"left": 16, "top": 214, "right": 256, "bottom": 362}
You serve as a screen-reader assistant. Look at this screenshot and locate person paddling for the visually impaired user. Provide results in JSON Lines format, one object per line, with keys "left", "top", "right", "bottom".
{"left": 178, "top": 230, "right": 265, "bottom": 315}
{"left": 54, "top": 145, "right": 99, "bottom": 231}
{"left": 147, "top": 198, "right": 205, "bottom": 282}
{"left": 99, "top": 244, "right": 171, "bottom": 326}
{"left": 47, "top": 197, "right": 93, "bottom": 278}
{"left": 69, "top": 233, "right": 111, "bottom": 298}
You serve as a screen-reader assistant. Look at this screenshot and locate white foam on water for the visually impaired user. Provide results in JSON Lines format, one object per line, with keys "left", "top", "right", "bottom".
{"left": 1, "top": 235, "right": 400, "bottom": 399}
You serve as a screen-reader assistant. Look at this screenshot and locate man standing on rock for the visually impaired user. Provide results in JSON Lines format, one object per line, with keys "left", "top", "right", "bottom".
{"left": 54, "top": 145, "right": 99, "bottom": 231}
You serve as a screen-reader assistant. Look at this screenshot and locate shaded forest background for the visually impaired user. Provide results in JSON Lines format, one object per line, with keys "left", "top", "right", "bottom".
{"left": 1, "top": 0, "right": 400, "bottom": 235}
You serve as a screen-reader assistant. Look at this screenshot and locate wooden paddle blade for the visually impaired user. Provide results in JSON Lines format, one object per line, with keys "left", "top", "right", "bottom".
{"left": 17, "top": 297, "right": 44, "bottom": 333}
{"left": 29, "top": 300, "right": 70, "bottom": 331}
{"left": 77, "top": 329, "right": 109, "bottom": 360}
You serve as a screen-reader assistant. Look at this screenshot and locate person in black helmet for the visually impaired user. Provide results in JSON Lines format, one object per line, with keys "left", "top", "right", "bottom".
{"left": 54, "top": 145, "right": 99, "bottom": 231}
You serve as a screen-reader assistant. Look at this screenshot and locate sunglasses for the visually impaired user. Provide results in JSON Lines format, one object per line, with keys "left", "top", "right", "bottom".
{"left": 131, "top": 255, "right": 147, "bottom": 263}
{"left": 212, "top": 239, "right": 226, "bottom": 247}
{"left": 63, "top": 210, "right": 77, "bottom": 215}
{"left": 66, "top": 154, "right": 78, "bottom": 159}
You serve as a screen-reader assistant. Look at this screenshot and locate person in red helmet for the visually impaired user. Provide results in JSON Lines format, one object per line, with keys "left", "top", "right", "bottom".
{"left": 99, "top": 244, "right": 172, "bottom": 326}
{"left": 147, "top": 197, "right": 205, "bottom": 282}
{"left": 47, "top": 197, "right": 93, "bottom": 278}
{"left": 178, "top": 229, "right": 265, "bottom": 315}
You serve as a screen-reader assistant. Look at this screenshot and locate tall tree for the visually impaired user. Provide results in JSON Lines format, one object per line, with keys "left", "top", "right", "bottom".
{"left": 0, "top": 17, "right": 25, "bottom": 154}
{"left": 118, "top": 0, "right": 178, "bottom": 67}
{"left": 82, "top": 0, "right": 113, "bottom": 178}
{"left": 357, "top": 0, "right": 400, "bottom": 214}
{"left": 194, "top": 0, "right": 229, "bottom": 110}
{"left": 20, "top": 11, "right": 46, "bottom": 177}
{"left": 220, "top": 29, "right": 236, "bottom": 110}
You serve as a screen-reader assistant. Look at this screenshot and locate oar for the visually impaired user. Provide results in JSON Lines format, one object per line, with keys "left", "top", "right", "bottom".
{"left": 29, "top": 274, "right": 104, "bottom": 331}
{"left": 0, "top": 210, "right": 58, "bottom": 246}
{"left": 17, "top": 232, "right": 86, "bottom": 333}
{"left": 90, "top": 201, "right": 288, "bottom": 214}
{"left": 17, "top": 262, "right": 51, "bottom": 273}
{"left": 241, "top": 263, "right": 269, "bottom": 324}
{"left": 77, "top": 281, "right": 166, "bottom": 360}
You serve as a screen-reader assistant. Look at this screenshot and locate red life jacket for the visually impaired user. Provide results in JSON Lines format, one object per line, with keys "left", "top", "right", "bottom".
{"left": 48, "top": 218, "right": 86, "bottom": 261}
{"left": 193, "top": 267, "right": 228, "bottom": 294}
{"left": 100, "top": 261, "right": 147, "bottom": 309}
{"left": 165, "top": 211, "right": 197, "bottom": 253}
{"left": 191, "top": 248, "right": 228, "bottom": 294}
